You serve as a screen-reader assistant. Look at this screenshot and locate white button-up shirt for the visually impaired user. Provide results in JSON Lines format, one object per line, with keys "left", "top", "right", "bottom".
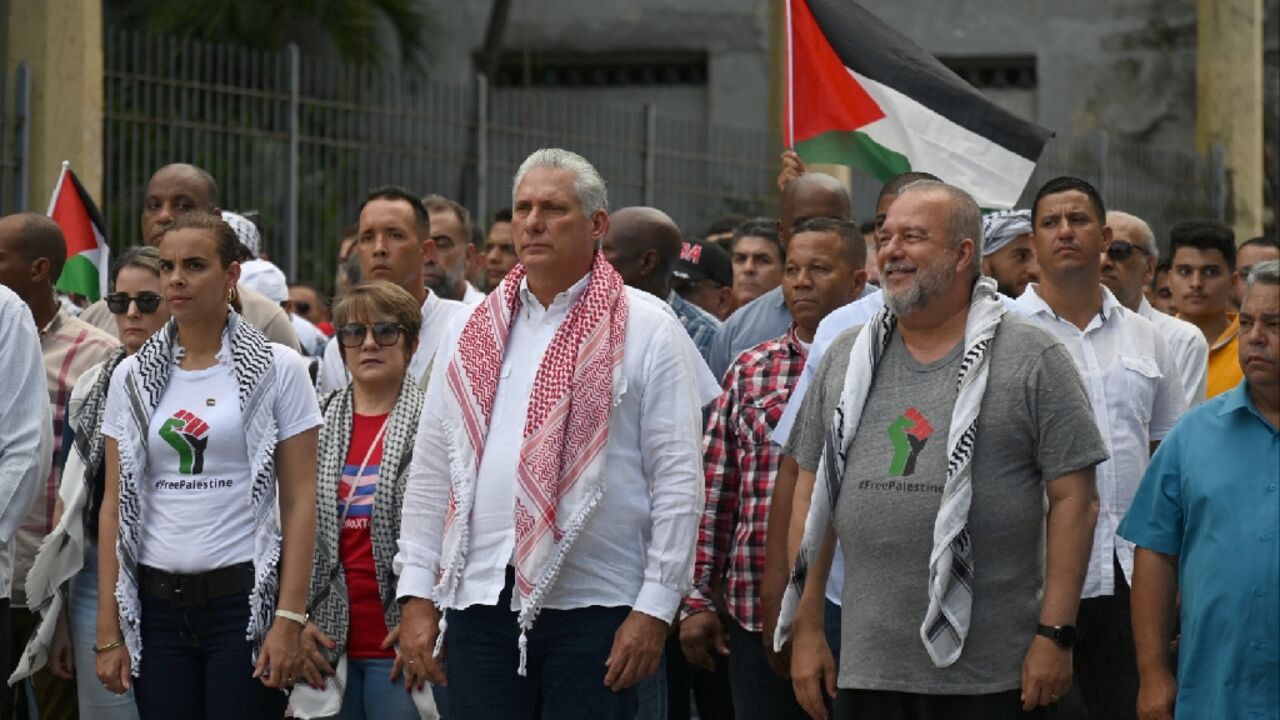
{"left": 1016, "top": 284, "right": 1186, "bottom": 597}
{"left": 1137, "top": 297, "right": 1209, "bottom": 409}
{"left": 318, "top": 289, "right": 471, "bottom": 393}
{"left": 396, "top": 274, "right": 720, "bottom": 622}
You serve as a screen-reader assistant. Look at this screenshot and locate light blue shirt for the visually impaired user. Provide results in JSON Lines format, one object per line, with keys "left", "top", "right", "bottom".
{"left": 1118, "top": 381, "right": 1280, "bottom": 720}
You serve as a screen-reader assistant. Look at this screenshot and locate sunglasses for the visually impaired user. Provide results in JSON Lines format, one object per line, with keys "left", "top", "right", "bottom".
{"left": 337, "top": 321, "right": 405, "bottom": 348}
{"left": 294, "top": 301, "right": 311, "bottom": 315}
{"left": 1106, "top": 241, "right": 1151, "bottom": 261}
{"left": 105, "top": 292, "right": 163, "bottom": 315}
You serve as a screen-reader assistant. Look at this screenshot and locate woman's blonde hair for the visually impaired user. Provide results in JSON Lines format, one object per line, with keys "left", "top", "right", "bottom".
{"left": 331, "top": 281, "right": 423, "bottom": 359}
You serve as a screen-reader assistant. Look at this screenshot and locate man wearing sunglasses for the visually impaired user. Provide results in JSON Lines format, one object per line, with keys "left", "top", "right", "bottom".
{"left": 317, "top": 186, "right": 469, "bottom": 394}
{"left": 1103, "top": 212, "right": 1208, "bottom": 408}
{"left": 1015, "top": 177, "right": 1186, "bottom": 720}
{"left": 0, "top": 213, "right": 115, "bottom": 720}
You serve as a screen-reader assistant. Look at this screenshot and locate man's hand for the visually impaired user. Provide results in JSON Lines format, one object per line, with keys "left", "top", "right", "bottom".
{"left": 679, "top": 610, "right": 730, "bottom": 672}
{"left": 777, "top": 150, "right": 809, "bottom": 192}
{"left": 790, "top": 620, "right": 836, "bottom": 720}
{"left": 398, "top": 598, "right": 447, "bottom": 691}
{"left": 1136, "top": 667, "right": 1177, "bottom": 720}
{"left": 1020, "top": 635, "right": 1072, "bottom": 710}
{"left": 604, "top": 610, "right": 668, "bottom": 692}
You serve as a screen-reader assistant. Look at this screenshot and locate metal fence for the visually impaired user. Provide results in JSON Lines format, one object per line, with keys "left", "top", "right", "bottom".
{"left": 0, "top": 62, "right": 31, "bottom": 216}
{"left": 105, "top": 31, "right": 1224, "bottom": 291}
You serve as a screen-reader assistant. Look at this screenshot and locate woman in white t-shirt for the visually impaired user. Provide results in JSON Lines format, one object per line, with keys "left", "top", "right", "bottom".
{"left": 94, "top": 212, "right": 322, "bottom": 720}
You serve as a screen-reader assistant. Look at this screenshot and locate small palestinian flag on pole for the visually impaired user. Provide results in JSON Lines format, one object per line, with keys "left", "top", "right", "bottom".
{"left": 784, "top": 0, "right": 1053, "bottom": 209}
{"left": 48, "top": 161, "right": 110, "bottom": 301}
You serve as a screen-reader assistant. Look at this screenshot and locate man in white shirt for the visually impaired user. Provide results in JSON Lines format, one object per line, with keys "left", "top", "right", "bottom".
{"left": 423, "top": 194, "right": 485, "bottom": 305}
{"left": 0, "top": 284, "right": 51, "bottom": 708}
{"left": 1103, "top": 211, "right": 1209, "bottom": 407}
{"left": 1016, "top": 177, "right": 1186, "bottom": 720}
{"left": 395, "top": 149, "right": 716, "bottom": 719}
{"left": 317, "top": 187, "right": 470, "bottom": 393}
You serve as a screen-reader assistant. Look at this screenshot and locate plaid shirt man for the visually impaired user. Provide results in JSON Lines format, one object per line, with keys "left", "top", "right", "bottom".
{"left": 669, "top": 291, "right": 721, "bottom": 362}
{"left": 684, "top": 324, "right": 806, "bottom": 631}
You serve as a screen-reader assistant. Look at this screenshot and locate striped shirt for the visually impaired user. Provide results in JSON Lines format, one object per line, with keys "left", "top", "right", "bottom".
{"left": 684, "top": 325, "right": 807, "bottom": 631}
{"left": 669, "top": 291, "right": 721, "bottom": 362}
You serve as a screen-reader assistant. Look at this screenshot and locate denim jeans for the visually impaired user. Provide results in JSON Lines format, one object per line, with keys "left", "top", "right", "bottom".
{"left": 70, "top": 545, "right": 139, "bottom": 719}
{"left": 327, "top": 656, "right": 419, "bottom": 720}
{"left": 443, "top": 570, "right": 638, "bottom": 720}
{"left": 727, "top": 619, "right": 807, "bottom": 720}
{"left": 133, "top": 587, "right": 286, "bottom": 720}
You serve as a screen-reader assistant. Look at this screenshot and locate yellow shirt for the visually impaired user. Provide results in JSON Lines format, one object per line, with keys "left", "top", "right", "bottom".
{"left": 1203, "top": 314, "right": 1242, "bottom": 399}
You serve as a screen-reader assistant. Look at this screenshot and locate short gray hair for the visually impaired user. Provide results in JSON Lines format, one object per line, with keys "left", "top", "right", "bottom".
{"left": 896, "top": 179, "right": 983, "bottom": 276}
{"left": 1106, "top": 210, "right": 1158, "bottom": 260}
{"left": 512, "top": 148, "right": 608, "bottom": 218}
{"left": 1246, "top": 259, "right": 1280, "bottom": 292}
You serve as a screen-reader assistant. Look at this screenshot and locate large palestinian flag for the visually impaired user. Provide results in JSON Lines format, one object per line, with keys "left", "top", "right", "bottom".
{"left": 785, "top": 0, "right": 1053, "bottom": 209}
{"left": 48, "top": 162, "right": 110, "bottom": 301}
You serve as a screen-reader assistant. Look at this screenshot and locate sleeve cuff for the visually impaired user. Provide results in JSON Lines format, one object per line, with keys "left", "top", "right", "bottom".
{"left": 633, "top": 582, "right": 684, "bottom": 624}
{"left": 394, "top": 564, "right": 439, "bottom": 603}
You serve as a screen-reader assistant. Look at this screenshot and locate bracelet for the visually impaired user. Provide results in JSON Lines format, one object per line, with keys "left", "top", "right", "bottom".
{"left": 274, "top": 609, "right": 308, "bottom": 626}
{"left": 93, "top": 639, "right": 125, "bottom": 654}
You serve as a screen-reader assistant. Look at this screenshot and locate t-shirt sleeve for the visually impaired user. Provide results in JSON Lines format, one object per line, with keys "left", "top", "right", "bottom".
{"left": 1117, "top": 428, "right": 1185, "bottom": 556}
{"left": 99, "top": 358, "right": 134, "bottom": 441}
{"left": 271, "top": 344, "right": 324, "bottom": 441}
{"left": 786, "top": 329, "right": 858, "bottom": 472}
{"left": 1028, "top": 343, "right": 1111, "bottom": 480}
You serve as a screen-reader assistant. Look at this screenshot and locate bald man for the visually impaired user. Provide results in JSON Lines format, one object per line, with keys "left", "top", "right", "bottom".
{"left": 604, "top": 207, "right": 722, "bottom": 359}
{"left": 79, "top": 163, "right": 301, "bottom": 352}
{"left": 706, "top": 173, "right": 860, "bottom": 380}
{"left": 1104, "top": 211, "right": 1208, "bottom": 407}
{"left": 0, "top": 213, "right": 116, "bottom": 720}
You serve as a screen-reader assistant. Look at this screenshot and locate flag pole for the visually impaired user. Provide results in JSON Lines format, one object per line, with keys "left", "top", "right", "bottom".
{"left": 46, "top": 161, "right": 70, "bottom": 217}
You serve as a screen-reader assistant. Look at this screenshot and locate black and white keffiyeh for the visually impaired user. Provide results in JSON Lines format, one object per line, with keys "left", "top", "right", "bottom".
{"left": 113, "top": 311, "right": 281, "bottom": 674}
{"left": 774, "top": 276, "right": 1006, "bottom": 668}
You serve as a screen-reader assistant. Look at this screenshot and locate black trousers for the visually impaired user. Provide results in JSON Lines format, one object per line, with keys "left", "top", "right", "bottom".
{"left": 834, "top": 688, "right": 1056, "bottom": 720}
{"left": 1072, "top": 554, "right": 1139, "bottom": 720}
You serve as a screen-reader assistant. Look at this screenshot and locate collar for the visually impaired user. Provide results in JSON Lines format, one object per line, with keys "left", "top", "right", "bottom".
{"left": 519, "top": 271, "right": 592, "bottom": 315}
{"left": 1211, "top": 313, "right": 1241, "bottom": 351}
{"left": 770, "top": 285, "right": 788, "bottom": 309}
{"left": 1020, "top": 282, "right": 1120, "bottom": 329}
{"left": 784, "top": 323, "right": 809, "bottom": 357}
{"left": 39, "top": 306, "right": 67, "bottom": 339}
{"left": 421, "top": 288, "right": 439, "bottom": 314}
{"left": 1217, "top": 379, "right": 1279, "bottom": 433}
{"left": 1137, "top": 296, "right": 1156, "bottom": 320}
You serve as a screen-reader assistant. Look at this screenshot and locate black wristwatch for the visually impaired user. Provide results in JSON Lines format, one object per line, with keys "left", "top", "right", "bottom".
{"left": 1036, "top": 623, "right": 1078, "bottom": 649}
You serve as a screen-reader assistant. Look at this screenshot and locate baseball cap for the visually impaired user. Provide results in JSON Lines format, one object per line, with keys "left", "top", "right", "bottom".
{"left": 673, "top": 240, "right": 733, "bottom": 288}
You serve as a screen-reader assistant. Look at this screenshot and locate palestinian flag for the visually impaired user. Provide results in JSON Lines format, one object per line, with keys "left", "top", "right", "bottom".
{"left": 785, "top": 0, "right": 1053, "bottom": 209}
{"left": 48, "top": 162, "right": 110, "bottom": 301}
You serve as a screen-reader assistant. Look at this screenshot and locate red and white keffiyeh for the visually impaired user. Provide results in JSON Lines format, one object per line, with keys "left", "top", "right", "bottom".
{"left": 434, "top": 252, "right": 628, "bottom": 672}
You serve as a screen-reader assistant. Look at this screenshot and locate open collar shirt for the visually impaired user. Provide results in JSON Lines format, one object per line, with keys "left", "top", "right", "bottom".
{"left": 395, "top": 274, "right": 719, "bottom": 622}
{"left": 1138, "top": 297, "right": 1209, "bottom": 408}
{"left": 1016, "top": 284, "right": 1186, "bottom": 597}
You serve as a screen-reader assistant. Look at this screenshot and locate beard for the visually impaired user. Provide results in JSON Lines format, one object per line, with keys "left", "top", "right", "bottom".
{"left": 883, "top": 252, "right": 957, "bottom": 316}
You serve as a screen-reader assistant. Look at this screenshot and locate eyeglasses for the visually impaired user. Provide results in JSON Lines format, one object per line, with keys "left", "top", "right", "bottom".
{"left": 294, "top": 301, "right": 311, "bottom": 315}
{"left": 105, "top": 292, "right": 162, "bottom": 315}
{"left": 337, "top": 321, "right": 405, "bottom": 348}
{"left": 1106, "top": 241, "right": 1151, "bottom": 261}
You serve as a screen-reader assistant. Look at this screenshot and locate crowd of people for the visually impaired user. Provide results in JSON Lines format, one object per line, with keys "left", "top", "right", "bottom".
{"left": 0, "top": 145, "right": 1274, "bottom": 720}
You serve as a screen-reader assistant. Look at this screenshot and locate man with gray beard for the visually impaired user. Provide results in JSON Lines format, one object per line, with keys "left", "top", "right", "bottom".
{"left": 780, "top": 180, "right": 1107, "bottom": 719}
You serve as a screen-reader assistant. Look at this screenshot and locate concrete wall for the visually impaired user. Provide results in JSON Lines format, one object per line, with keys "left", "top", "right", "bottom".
{"left": 3, "top": 0, "right": 103, "bottom": 209}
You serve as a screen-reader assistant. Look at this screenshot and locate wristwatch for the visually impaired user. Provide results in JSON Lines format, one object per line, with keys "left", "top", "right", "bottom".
{"left": 1036, "top": 623, "right": 1078, "bottom": 649}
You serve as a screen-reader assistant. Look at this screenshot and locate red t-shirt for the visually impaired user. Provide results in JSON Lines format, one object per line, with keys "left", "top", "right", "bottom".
{"left": 338, "top": 412, "right": 394, "bottom": 659}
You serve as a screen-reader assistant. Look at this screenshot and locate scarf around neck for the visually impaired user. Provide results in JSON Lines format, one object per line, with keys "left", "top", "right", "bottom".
{"left": 113, "top": 311, "right": 281, "bottom": 674}
{"left": 774, "top": 276, "right": 1006, "bottom": 668}
{"left": 435, "top": 252, "right": 627, "bottom": 674}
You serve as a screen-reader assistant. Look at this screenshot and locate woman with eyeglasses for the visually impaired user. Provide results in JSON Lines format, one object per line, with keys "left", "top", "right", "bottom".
{"left": 13, "top": 247, "right": 170, "bottom": 719}
{"left": 93, "top": 213, "right": 322, "bottom": 719}
{"left": 290, "top": 281, "right": 437, "bottom": 719}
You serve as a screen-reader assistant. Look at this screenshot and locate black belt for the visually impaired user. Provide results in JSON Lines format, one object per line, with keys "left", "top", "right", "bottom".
{"left": 139, "top": 562, "right": 254, "bottom": 607}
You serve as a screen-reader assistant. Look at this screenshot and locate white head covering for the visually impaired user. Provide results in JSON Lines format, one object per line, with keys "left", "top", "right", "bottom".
{"left": 221, "top": 210, "right": 261, "bottom": 258}
{"left": 239, "top": 259, "right": 288, "bottom": 304}
{"left": 981, "top": 209, "right": 1032, "bottom": 257}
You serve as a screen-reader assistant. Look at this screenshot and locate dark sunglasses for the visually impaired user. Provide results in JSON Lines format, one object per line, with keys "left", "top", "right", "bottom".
{"left": 337, "top": 321, "right": 404, "bottom": 348}
{"left": 294, "top": 301, "right": 311, "bottom": 315}
{"left": 1106, "top": 241, "right": 1150, "bottom": 261}
{"left": 105, "top": 292, "right": 163, "bottom": 315}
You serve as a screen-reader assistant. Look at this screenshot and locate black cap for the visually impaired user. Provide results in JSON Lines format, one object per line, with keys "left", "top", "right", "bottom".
{"left": 673, "top": 240, "right": 733, "bottom": 288}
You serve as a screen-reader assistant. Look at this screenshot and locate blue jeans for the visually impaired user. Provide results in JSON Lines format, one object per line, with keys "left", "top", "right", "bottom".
{"left": 443, "top": 571, "right": 638, "bottom": 719}
{"left": 133, "top": 587, "right": 286, "bottom": 720}
{"left": 727, "top": 619, "right": 807, "bottom": 720}
{"left": 70, "top": 545, "right": 139, "bottom": 719}
{"left": 328, "top": 656, "right": 418, "bottom": 720}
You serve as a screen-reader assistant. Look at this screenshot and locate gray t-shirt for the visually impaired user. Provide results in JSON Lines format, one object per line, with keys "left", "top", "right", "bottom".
{"left": 787, "top": 314, "right": 1108, "bottom": 694}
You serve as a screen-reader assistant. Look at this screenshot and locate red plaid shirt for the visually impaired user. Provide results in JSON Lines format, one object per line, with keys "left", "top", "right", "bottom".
{"left": 684, "top": 325, "right": 807, "bottom": 631}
